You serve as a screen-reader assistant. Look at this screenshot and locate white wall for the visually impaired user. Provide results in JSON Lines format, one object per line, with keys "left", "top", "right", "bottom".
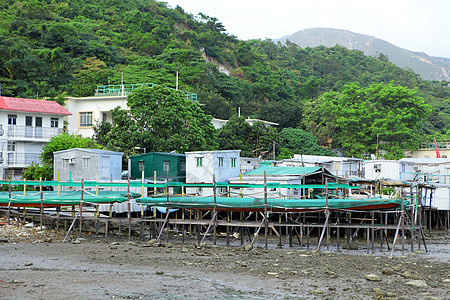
{"left": 365, "top": 160, "right": 414, "bottom": 181}
{"left": 186, "top": 150, "right": 240, "bottom": 196}
{"left": 66, "top": 95, "right": 127, "bottom": 137}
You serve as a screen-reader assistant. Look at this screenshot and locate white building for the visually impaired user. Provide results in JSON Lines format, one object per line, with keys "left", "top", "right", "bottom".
{"left": 185, "top": 150, "right": 241, "bottom": 196}
{"left": 211, "top": 117, "right": 278, "bottom": 130}
{"left": 400, "top": 158, "right": 450, "bottom": 184}
{"left": 66, "top": 84, "right": 197, "bottom": 138}
{"left": 276, "top": 154, "right": 364, "bottom": 178}
{"left": 364, "top": 160, "right": 415, "bottom": 181}
{"left": 0, "top": 96, "right": 71, "bottom": 179}
{"left": 54, "top": 148, "right": 123, "bottom": 183}
{"left": 240, "top": 157, "right": 261, "bottom": 173}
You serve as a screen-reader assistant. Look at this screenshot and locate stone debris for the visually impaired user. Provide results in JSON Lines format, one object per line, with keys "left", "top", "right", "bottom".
{"left": 404, "top": 280, "right": 428, "bottom": 287}
{"left": 365, "top": 274, "right": 381, "bottom": 281}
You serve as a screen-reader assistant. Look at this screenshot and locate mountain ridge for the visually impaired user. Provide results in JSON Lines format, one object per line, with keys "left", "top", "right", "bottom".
{"left": 275, "top": 28, "right": 450, "bottom": 82}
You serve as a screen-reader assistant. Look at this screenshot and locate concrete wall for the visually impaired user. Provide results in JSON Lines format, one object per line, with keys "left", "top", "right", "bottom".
{"left": 186, "top": 150, "right": 240, "bottom": 195}
{"left": 66, "top": 95, "right": 127, "bottom": 138}
{"left": 365, "top": 160, "right": 414, "bottom": 181}
{"left": 54, "top": 149, "right": 123, "bottom": 184}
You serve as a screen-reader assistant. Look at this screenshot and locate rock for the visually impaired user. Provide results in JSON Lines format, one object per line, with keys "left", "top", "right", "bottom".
{"left": 343, "top": 241, "right": 360, "bottom": 250}
{"left": 241, "top": 262, "right": 248, "bottom": 268}
{"left": 312, "top": 289, "right": 323, "bottom": 295}
{"left": 401, "top": 271, "right": 418, "bottom": 279}
{"left": 24, "top": 262, "right": 33, "bottom": 266}
{"left": 323, "top": 251, "right": 333, "bottom": 255}
{"left": 414, "top": 250, "right": 426, "bottom": 254}
{"left": 72, "top": 239, "right": 81, "bottom": 244}
{"left": 111, "top": 242, "right": 119, "bottom": 245}
{"left": 267, "top": 272, "right": 278, "bottom": 276}
{"left": 24, "top": 223, "right": 34, "bottom": 228}
{"left": 155, "top": 271, "right": 164, "bottom": 275}
{"left": 243, "top": 244, "right": 253, "bottom": 251}
{"left": 232, "top": 232, "right": 240, "bottom": 239}
{"left": 147, "top": 239, "right": 157, "bottom": 245}
{"left": 44, "top": 237, "right": 52, "bottom": 243}
{"left": 381, "top": 267, "right": 394, "bottom": 275}
{"left": 405, "top": 280, "right": 428, "bottom": 287}
{"left": 365, "top": 274, "right": 381, "bottom": 282}
{"left": 290, "top": 271, "right": 298, "bottom": 276}
{"left": 181, "top": 248, "right": 188, "bottom": 253}
{"left": 166, "top": 243, "right": 173, "bottom": 248}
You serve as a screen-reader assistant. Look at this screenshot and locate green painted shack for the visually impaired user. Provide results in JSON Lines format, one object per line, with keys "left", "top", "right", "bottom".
{"left": 129, "top": 152, "right": 186, "bottom": 182}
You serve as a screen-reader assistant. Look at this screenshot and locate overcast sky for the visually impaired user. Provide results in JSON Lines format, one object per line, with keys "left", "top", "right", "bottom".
{"left": 162, "top": 0, "right": 450, "bottom": 58}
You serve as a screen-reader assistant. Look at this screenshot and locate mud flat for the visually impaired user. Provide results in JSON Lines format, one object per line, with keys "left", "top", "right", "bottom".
{"left": 0, "top": 224, "right": 449, "bottom": 299}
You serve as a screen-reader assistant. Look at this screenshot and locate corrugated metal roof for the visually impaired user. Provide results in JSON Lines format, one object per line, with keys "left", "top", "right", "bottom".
{"left": 53, "top": 148, "right": 123, "bottom": 155}
{"left": 0, "top": 97, "right": 71, "bottom": 115}
{"left": 130, "top": 152, "right": 186, "bottom": 158}
{"left": 243, "top": 166, "right": 324, "bottom": 176}
{"left": 400, "top": 158, "right": 450, "bottom": 164}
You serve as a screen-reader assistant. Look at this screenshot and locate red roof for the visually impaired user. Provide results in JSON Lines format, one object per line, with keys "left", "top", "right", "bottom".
{"left": 0, "top": 97, "right": 71, "bottom": 115}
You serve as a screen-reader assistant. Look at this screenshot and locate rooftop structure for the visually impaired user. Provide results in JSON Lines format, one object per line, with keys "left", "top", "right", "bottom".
{"left": 94, "top": 83, "right": 197, "bottom": 101}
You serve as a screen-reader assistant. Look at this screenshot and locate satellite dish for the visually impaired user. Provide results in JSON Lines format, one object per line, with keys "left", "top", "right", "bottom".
{"left": 370, "top": 154, "right": 377, "bottom": 160}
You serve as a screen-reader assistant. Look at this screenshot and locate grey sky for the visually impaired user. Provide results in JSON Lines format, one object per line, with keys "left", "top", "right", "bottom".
{"left": 163, "top": 0, "right": 450, "bottom": 58}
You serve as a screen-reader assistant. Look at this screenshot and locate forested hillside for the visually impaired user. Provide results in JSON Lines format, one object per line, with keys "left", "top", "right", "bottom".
{"left": 0, "top": 0, "right": 448, "bottom": 158}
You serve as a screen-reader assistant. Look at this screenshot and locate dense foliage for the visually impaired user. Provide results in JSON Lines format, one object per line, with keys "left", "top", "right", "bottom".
{"left": 304, "top": 82, "right": 432, "bottom": 158}
{"left": 1, "top": 0, "right": 449, "bottom": 158}
{"left": 216, "top": 116, "right": 278, "bottom": 158}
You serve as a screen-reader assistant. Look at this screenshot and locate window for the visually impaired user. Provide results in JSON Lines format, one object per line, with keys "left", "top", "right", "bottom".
{"left": 139, "top": 161, "right": 145, "bottom": 172}
{"left": 83, "top": 158, "right": 90, "bottom": 168}
{"left": 442, "top": 155, "right": 448, "bottom": 158}
{"left": 8, "top": 115, "right": 17, "bottom": 125}
{"left": 102, "top": 112, "right": 107, "bottom": 122}
{"left": 26, "top": 116, "right": 32, "bottom": 126}
{"left": 62, "top": 159, "right": 69, "bottom": 169}
{"left": 163, "top": 160, "right": 170, "bottom": 172}
{"left": 51, "top": 118, "right": 59, "bottom": 128}
{"left": 179, "top": 161, "right": 186, "bottom": 172}
{"left": 218, "top": 157, "right": 224, "bottom": 167}
{"left": 374, "top": 164, "right": 381, "bottom": 173}
{"left": 7, "top": 141, "right": 15, "bottom": 152}
{"left": 196, "top": 157, "right": 203, "bottom": 167}
{"left": 79, "top": 112, "right": 93, "bottom": 127}
{"left": 231, "top": 158, "right": 236, "bottom": 168}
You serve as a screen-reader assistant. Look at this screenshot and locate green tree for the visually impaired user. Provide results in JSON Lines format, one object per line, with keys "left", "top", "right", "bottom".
{"left": 217, "top": 115, "right": 279, "bottom": 158}
{"left": 103, "top": 85, "right": 217, "bottom": 156}
{"left": 279, "top": 128, "right": 335, "bottom": 156}
{"left": 313, "top": 82, "right": 432, "bottom": 158}
{"left": 40, "top": 132, "right": 101, "bottom": 166}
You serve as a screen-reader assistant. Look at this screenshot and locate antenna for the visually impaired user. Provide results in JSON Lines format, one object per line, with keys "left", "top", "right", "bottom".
{"left": 176, "top": 71, "right": 179, "bottom": 90}
{"left": 121, "top": 72, "right": 124, "bottom": 96}
{"left": 238, "top": 107, "right": 241, "bottom": 117}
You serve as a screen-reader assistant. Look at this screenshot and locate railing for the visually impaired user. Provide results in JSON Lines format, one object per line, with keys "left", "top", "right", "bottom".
{"left": 5, "top": 152, "right": 41, "bottom": 166}
{"left": 7, "top": 126, "right": 63, "bottom": 139}
{"left": 95, "top": 83, "right": 198, "bottom": 102}
{"left": 400, "top": 172, "right": 450, "bottom": 184}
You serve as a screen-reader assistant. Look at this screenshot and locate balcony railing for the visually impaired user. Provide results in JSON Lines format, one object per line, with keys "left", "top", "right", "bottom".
{"left": 5, "top": 152, "right": 41, "bottom": 166}
{"left": 7, "top": 125, "right": 63, "bottom": 139}
{"left": 95, "top": 83, "right": 198, "bottom": 102}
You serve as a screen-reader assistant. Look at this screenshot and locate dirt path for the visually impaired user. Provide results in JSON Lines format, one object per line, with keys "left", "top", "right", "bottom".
{"left": 0, "top": 219, "right": 449, "bottom": 299}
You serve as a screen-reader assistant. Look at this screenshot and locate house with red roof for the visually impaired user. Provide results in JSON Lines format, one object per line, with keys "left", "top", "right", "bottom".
{"left": 0, "top": 96, "right": 71, "bottom": 179}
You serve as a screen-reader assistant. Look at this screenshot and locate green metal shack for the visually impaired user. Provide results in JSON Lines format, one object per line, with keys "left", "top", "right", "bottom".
{"left": 129, "top": 152, "right": 186, "bottom": 182}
